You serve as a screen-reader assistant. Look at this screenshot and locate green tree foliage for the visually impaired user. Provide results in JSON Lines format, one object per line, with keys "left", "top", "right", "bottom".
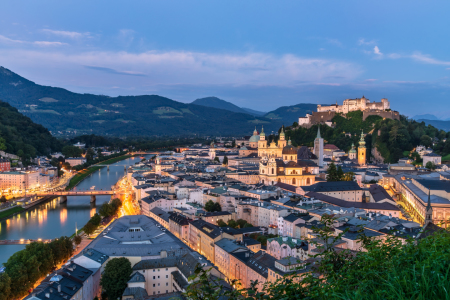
{"left": 90, "top": 213, "right": 102, "bottom": 226}
{"left": 100, "top": 257, "right": 132, "bottom": 300}
{"left": 85, "top": 148, "right": 96, "bottom": 161}
{"left": 217, "top": 219, "right": 227, "bottom": 227}
{"left": 73, "top": 235, "right": 82, "bottom": 246}
{"left": 0, "top": 273, "right": 11, "bottom": 300}
{"left": 337, "top": 165, "right": 344, "bottom": 181}
{"left": 3, "top": 237, "right": 74, "bottom": 298}
{"left": 223, "top": 155, "right": 228, "bottom": 165}
{"left": 227, "top": 219, "right": 238, "bottom": 228}
{"left": 0, "top": 195, "right": 6, "bottom": 203}
{"left": 236, "top": 219, "right": 248, "bottom": 228}
{"left": 0, "top": 101, "right": 62, "bottom": 162}
{"left": 425, "top": 161, "right": 436, "bottom": 170}
{"left": 185, "top": 215, "right": 450, "bottom": 300}
{"left": 111, "top": 198, "right": 122, "bottom": 215}
{"left": 83, "top": 221, "right": 97, "bottom": 236}
{"left": 243, "top": 223, "right": 254, "bottom": 228}
{"left": 326, "top": 162, "right": 339, "bottom": 181}
{"left": 420, "top": 135, "right": 432, "bottom": 148}
{"left": 62, "top": 145, "right": 82, "bottom": 158}
{"left": 98, "top": 202, "right": 113, "bottom": 217}
{"left": 204, "top": 200, "right": 221, "bottom": 212}
{"left": 343, "top": 172, "right": 356, "bottom": 181}
{"left": 214, "top": 157, "right": 220, "bottom": 163}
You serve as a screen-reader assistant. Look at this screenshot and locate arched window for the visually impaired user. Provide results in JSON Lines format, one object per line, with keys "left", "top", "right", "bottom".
{"left": 290, "top": 156, "right": 293, "bottom": 160}
{"left": 271, "top": 168, "right": 275, "bottom": 174}
{"left": 307, "top": 178, "right": 311, "bottom": 185}
{"left": 277, "top": 178, "right": 281, "bottom": 183}
{"left": 292, "top": 178, "right": 296, "bottom": 185}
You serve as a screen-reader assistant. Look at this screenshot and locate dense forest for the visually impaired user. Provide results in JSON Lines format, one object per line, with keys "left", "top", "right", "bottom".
{"left": 0, "top": 100, "right": 62, "bottom": 160}
{"left": 284, "top": 111, "right": 450, "bottom": 163}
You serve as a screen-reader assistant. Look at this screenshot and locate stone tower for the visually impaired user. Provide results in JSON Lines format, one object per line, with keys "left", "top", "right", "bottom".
{"left": 358, "top": 130, "right": 366, "bottom": 166}
{"left": 314, "top": 125, "right": 324, "bottom": 167}
{"left": 349, "top": 143, "right": 357, "bottom": 160}
{"left": 155, "top": 155, "right": 162, "bottom": 175}
{"left": 425, "top": 190, "right": 433, "bottom": 225}
{"left": 209, "top": 141, "right": 216, "bottom": 160}
{"left": 278, "top": 126, "right": 287, "bottom": 148}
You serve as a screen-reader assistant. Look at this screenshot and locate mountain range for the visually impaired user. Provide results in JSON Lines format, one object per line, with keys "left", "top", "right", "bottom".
{"left": 0, "top": 67, "right": 318, "bottom": 137}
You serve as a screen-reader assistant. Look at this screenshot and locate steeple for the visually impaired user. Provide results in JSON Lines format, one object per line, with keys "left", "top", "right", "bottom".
{"left": 359, "top": 130, "right": 366, "bottom": 147}
{"left": 316, "top": 125, "right": 322, "bottom": 139}
{"left": 288, "top": 138, "right": 292, "bottom": 146}
{"left": 280, "top": 126, "right": 285, "bottom": 137}
{"left": 260, "top": 126, "right": 265, "bottom": 137}
{"left": 253, "top": 126, "right": 258, "bottom": 135}
{"left": 425, "top": 190, "right": 433, "bottom": 225}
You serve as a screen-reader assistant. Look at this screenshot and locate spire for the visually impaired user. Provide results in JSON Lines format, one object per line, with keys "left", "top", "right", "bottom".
{"left": 280, "top": 126, "right": 285, "bottom": 136}
{"left": 253, "top": 126, "right": 258, "bottom": 135}
{"left": 425, "top": 190, "right": 433, "bottom": 225}
{"left": 316, "top": 125, "right": 321, "bottom": 139}
{"left": 288, "top": 138, "right": 292, "bottom": 146}
{"left": 260, "top": 126, "right": 265, "bottom": 137}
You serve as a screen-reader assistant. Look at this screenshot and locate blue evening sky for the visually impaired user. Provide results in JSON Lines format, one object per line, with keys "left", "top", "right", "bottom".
{"left": 1, "top": 1, "right": 449, "bottom": 117}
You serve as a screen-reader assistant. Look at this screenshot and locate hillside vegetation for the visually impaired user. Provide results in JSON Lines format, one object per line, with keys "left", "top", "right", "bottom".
{"left": 285, "top": 111, "right": 450, "bottom": 163}
{"left": 0, "top": 100, "right": 62, "bottom": 160}
{"left": 0, "top": 67, "right": 282, "bottom": 136}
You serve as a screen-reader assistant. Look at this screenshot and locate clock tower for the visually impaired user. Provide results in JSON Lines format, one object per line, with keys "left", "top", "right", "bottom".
{"left": 358, "top": 130, "right": 366, "bottom": 166}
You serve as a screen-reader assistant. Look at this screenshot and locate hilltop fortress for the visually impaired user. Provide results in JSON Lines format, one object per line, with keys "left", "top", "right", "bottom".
{"left": 299, "top": 96, "right": 399, "bottom": 127}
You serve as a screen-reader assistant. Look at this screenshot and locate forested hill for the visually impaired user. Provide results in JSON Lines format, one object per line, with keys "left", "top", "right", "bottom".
{"left": 0, "top": 100, "right": 62, "bottom": 160}
{"left": 0, "top": 67, "right": 281, "bottom": 136}
{"left": 284, "top": 111, "right": 450, "bottom": 163}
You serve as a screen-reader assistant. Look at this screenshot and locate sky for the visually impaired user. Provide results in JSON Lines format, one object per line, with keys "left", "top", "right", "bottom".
{"left": 1, "top": 1, "right": 450, "bottom": 117}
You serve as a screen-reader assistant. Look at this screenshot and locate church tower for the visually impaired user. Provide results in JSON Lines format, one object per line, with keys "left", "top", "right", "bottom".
{"left": 314, "top": 125, "right": 324, "bottom": 167}
{"left": 258, "top": 126, "right": 267, "bottom": 156}
{"left": 278, "top": 126, "right": 287, "bottom": 148}
{"left": 358, "top": 130, "right": 366, "bottom": 165}
{"left": 155, "top": 155, "right": 162, "bottom": 175}
{"left": 209, "top": 141, "right": 216, "bottom": 160}
{"left": 348, "top": 143, "right": 357, "bottom": 160}
{"left": 425, "top": 190, "right": 433, "bottom": 225}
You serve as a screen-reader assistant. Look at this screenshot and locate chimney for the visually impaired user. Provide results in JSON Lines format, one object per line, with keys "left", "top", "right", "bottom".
{"left": 58, "top": 285, "right": 61, "bottom": 293}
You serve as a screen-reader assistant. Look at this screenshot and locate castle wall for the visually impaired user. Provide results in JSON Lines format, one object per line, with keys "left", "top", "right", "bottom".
{"left": 362, "top": 110, "right": 399, "bottom": 121}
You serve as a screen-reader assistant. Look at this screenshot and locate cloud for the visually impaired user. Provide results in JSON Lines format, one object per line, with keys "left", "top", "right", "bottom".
{"left": 409, "top": 52, "right": 450, "bottom": 66}
{"left": 0, "top": 34, "right": 67, "bottom": 46}
{"left": 84, "top": 65, "right": 146, "bottom": 77}
{"left": 358, "top": 39, "right": 376, "bottom": 46}
{"left": 373, "top": 46, "right": 383, "bottom": 56}
{"left": 0, "top": 49, "right": 362, "bottom": 86}
{"left": 364, "top": 79, "right": 377, "bottom": 82}
{"left": 42, "top": 29, "right": 89, "bottom": 39}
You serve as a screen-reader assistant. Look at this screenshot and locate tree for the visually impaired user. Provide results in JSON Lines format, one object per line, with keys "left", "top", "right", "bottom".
{"left": 425, "top": 161, "right": 436, "bottom": 170}
{"left": 0, "top": 273, "right": 11, "bottom": 300}
{"left": 236, "top": 219, "right": 248, "bottom": 228}
{"left": 0, "top": 195, "right": 6, "bottom": 203}
{"left": 243, "top": 223, "right": 254, "bottom": 228}
{"left": 223, "top": 155, "right": 228, "bottom": 165}
{"left": 217, "top": 219, "right": 227, "bottom": 227}
{"left": 110, "top": 198, "right": 122, "bottom": 215}
{"left": 90, "top": 213, "right": 102, "bottom": 226}
{"left": 0, "top": 137, "right": 6, "bottom": 152}
{"left": 99, "top": 202, "right": 113, "bottom": 217}
{"left": 213, "top": 202, "right": 222, "bottom": 212}
{"left": 227, "top": 219, "right": 238, "bottom": 228}
{"left": 326, "top": 162, "right": 339, "bottom": 182}
{"left": 420, "top": 135, "right": 432, "bottom": 148}
{"left": 343, "top": 172, "right": 355, "bottom": 181}
{"left": 85, "top": 148, "right": 96, "bottom": 161}
{"left": 204, "top": 200, "right": 216, "bottom": 212}
{"left": 74, "top": 235, "right": 82, "bottom": 246}
{"left": 62, "top": 145, "right": 82, "bottom": 158}
{"left": 214, "top": 157, "right": 220, "bottom": 163}
{"left": 83, "top": 221, "right": 97, "bottom": 236}
{"left": 100, "top": 257, "right": 132, "bottom": 300}
{"left": 337, "top": 165, "right": 344, "bottom": 181}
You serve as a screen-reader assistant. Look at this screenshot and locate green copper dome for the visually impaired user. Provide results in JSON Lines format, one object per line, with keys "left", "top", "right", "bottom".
{"left": 260, "top": 126, "right": 265, "bottom": 137}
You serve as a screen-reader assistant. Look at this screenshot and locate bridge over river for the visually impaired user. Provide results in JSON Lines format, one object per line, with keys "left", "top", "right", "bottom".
{"left": 35, "top": 191, "right": 114, "bottom": 203}
{"left": 0, "top": 238, "right": 53, "bottom": 245}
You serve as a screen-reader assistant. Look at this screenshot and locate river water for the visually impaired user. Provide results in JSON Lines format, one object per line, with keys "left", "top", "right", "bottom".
{"left": 0, "top": 155, "right": 148, "bottom": 265}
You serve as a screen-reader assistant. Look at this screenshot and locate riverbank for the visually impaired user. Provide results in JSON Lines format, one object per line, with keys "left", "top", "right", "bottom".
{"left": 96, "top": 154, "right": 132, "bottom": 165}
{"left": 65, "top": 166, "right": 103, "bottom": 190}
{"left": 0, "top": 206, "right": 25, "bottom": 220}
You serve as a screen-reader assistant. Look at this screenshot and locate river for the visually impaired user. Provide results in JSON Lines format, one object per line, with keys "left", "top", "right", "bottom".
{"left": 0, "top": 155, "right": 148, "bottom": 265}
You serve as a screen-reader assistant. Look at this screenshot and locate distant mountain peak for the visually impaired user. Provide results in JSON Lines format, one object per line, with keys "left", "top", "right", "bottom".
{"left": 191, "top": 97, "right": 250, "bottom": 115}
{"left": 412, "top": 114, "right": 440, "bottom": 121}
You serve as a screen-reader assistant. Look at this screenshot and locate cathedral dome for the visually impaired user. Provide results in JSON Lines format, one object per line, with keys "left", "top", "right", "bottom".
{"left": 249, "top": 134, "right": 260, "bottom": 143}
{"left": 282, "top": 145, "right": 297, "bottom": 155}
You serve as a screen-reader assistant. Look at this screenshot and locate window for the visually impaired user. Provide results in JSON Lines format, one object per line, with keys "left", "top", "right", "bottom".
{"left": 158, "top": 283, "right": 160, "bottom": 286}
{"left": 166, "top": 275, "right": 169, "bottom": 278}
{"left": 166, "top": 282, "right": 169, "bottom": 286}
{"left": 153, "top": 284, "right": 155, "bottom": 287}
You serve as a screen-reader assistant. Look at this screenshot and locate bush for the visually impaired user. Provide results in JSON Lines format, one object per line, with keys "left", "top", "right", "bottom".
{"left": 100, "top": 258, "right": 132, "bottom": 300}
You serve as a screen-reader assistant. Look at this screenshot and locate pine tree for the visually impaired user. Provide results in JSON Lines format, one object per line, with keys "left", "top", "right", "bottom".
{"left": 327, "top": 162, "right": 339, "bottom": 181}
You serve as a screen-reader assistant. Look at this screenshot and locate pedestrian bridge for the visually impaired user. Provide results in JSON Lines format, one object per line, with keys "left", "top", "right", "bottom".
{"left": 35, "top": 191, "right": 114, "bottom": 203}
